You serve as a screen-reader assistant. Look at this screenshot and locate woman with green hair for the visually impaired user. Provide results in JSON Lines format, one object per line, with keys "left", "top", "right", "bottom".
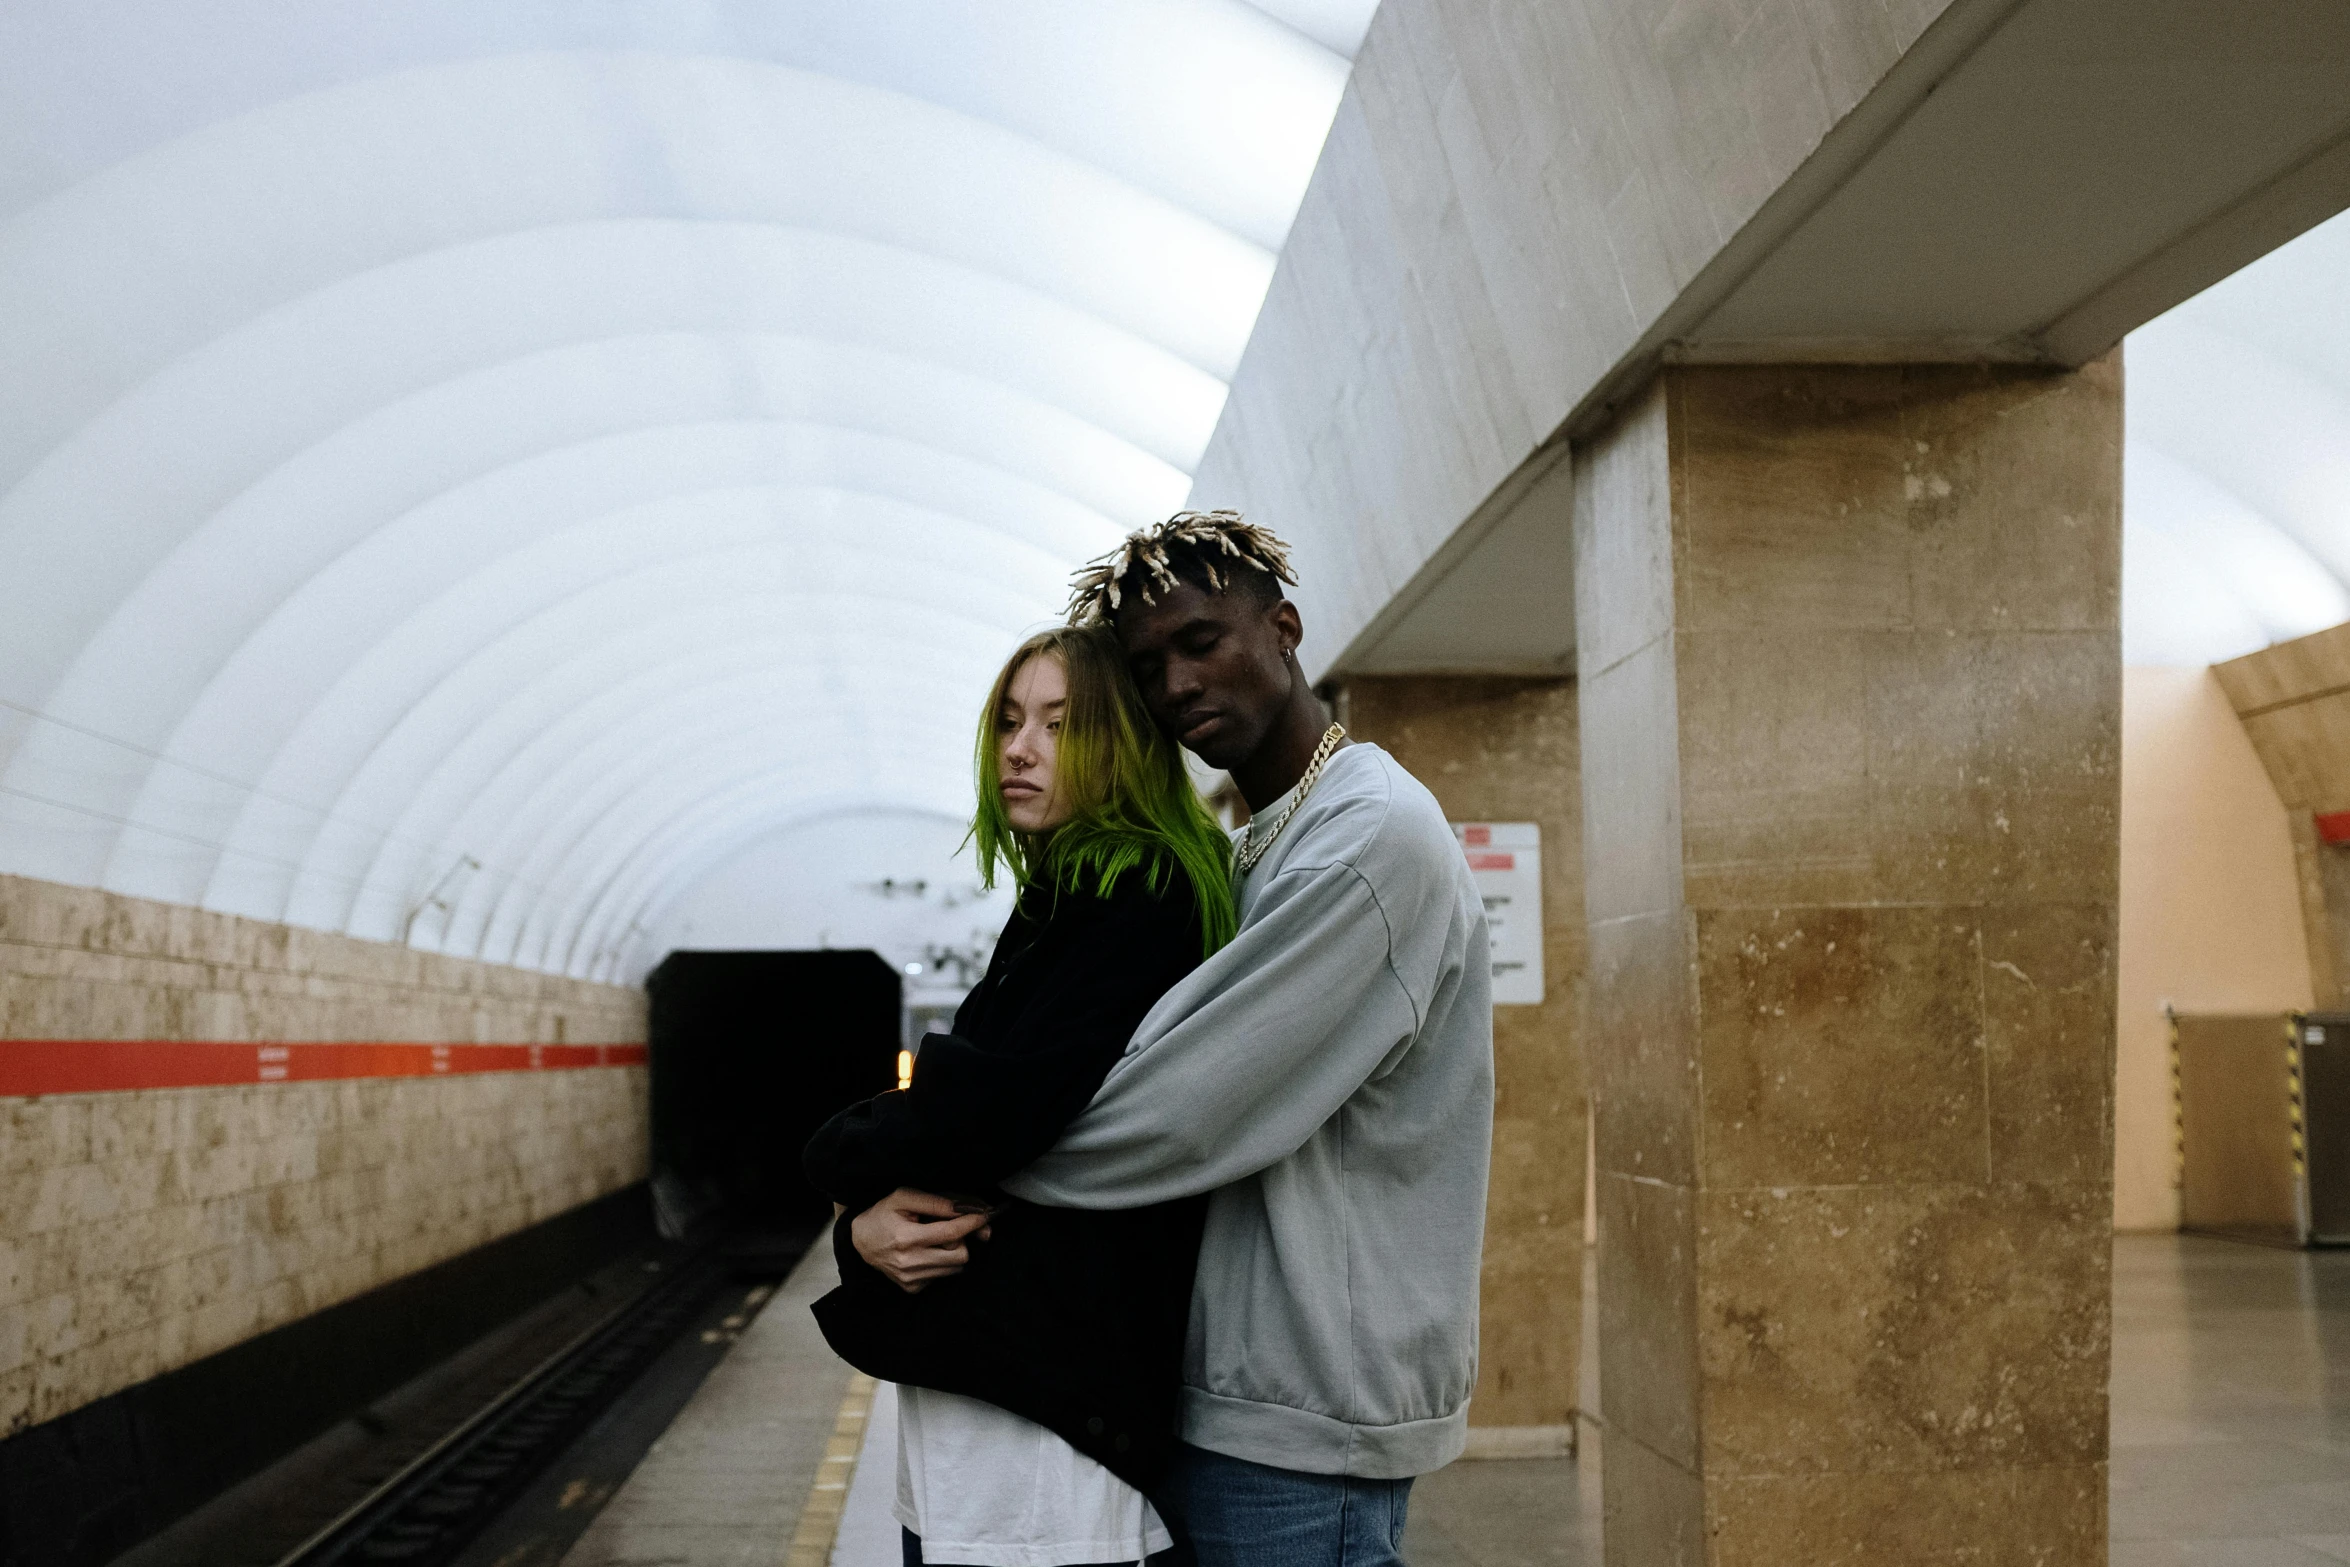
{"left": 805, "top": 620, "right": 1235, "bottom": 1567}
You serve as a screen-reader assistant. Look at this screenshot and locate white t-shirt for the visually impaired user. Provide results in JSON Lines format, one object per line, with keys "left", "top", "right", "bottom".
{"left": 894, "top": 1386, "right": 1172, "bottom": 1567}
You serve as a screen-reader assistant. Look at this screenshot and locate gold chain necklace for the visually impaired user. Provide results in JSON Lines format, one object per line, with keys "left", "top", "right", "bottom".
{"left": 1234, "top": 724, "right": 1347, "bottom": 875}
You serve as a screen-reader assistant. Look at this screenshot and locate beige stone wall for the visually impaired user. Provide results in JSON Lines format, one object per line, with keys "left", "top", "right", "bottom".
{"left": 1346, "top": 677, "right": 1586, "bottom": 1434}
{"left": 0, "top": 874, "right": 649, "bottom": 1437}
{"left": 2212, "top": 622, "right": 2350, "bottom": 1008}
{"left": 2113, "top": 667, "right": 2314, "bottom": 1233}
{"left": 0, "top": 875, "right": 647, "bottom": 1046}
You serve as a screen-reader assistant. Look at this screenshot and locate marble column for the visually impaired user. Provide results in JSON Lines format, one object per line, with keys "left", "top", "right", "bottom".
{"left": 1572, "top": 361, "right": 2121, "bottom": 1565}
{"left": 1345, "top": 676, "right": 1587, "bottom": 1451}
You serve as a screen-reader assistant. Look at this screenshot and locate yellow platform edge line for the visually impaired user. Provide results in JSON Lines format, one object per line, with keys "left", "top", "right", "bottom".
{"left": 785, "top": 1372, "right": 880, "bottom": 1567}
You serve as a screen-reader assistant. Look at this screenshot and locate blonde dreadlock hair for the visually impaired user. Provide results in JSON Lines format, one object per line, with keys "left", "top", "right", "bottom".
{"left": 1065, "top": 510, "right": 1298, "bottom": 625}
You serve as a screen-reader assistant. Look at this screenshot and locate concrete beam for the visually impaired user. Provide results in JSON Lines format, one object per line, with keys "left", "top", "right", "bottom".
{"left": 1196, "top": 0, "right": 2350, "bottom": 679}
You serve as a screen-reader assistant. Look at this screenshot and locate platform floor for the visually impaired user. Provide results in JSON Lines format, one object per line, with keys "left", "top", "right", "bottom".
{"left": 2107, "top": 1235, "right": 2350, "bottom": 1564}
{"left": 559, "top": 1233, "right": 2348, "bottom": 1567}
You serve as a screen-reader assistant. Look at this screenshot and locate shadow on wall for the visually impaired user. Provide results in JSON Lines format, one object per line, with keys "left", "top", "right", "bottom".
{"left": 645, "top": 949, "right": 902, "bottom": 1239}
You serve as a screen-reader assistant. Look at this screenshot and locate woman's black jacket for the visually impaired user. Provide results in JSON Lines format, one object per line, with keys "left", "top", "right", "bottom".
{"left": 802, "top": 869, "right": 1209, "bottom": 1494}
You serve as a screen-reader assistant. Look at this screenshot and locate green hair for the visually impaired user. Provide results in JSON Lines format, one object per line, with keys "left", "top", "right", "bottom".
{"left": 969, "top": 624, "right": 1236, "bottom": 954}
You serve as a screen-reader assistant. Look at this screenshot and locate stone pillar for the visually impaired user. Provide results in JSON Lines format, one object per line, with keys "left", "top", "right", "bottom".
{"left": 1572, "top": 362, "right": 2120, "bottom": 1564}
{"left": 1343, "top": 677, "right": 1587, "bottom": 1450}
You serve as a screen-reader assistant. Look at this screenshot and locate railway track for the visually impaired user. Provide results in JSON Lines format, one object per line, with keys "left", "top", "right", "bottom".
{"left": 268, "top": 1248, "right": 740, "bottom": 1567}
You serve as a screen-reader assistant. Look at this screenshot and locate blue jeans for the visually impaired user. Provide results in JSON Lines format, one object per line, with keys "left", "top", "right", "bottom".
{"left": 1162, "top": 1444, "right": 1413, "bottom": 1567}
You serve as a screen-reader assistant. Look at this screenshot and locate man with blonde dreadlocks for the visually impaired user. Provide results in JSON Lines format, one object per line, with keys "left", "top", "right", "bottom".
{"left": 852, "top": 511, "right": 1495, "bottom": 1567}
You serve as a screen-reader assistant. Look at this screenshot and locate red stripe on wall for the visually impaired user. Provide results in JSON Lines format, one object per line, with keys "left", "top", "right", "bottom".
{"left": 0, "top": 1040, "right": 650, "bottom": 1097}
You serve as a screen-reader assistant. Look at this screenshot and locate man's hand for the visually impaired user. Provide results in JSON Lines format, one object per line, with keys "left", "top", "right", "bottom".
{"left": 850, "top": 1187, "right": 993, "bottom": 1293}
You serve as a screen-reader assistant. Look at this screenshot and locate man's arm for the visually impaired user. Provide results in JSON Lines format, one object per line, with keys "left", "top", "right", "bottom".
{"left": 804, "top": 881, "right": 1200, "bottom": 1210}
{"left": 1002, "top": 856, "right": 1436, "bottom": 1210}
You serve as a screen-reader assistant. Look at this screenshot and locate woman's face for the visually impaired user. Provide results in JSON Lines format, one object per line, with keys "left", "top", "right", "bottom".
{"left": 998, "top": 654, "right": 1075, "bottom": 833}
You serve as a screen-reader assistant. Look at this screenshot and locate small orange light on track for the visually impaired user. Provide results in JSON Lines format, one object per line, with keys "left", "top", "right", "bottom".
{"left": 897, "top": 1049, "right": 914, "bottom": 1091}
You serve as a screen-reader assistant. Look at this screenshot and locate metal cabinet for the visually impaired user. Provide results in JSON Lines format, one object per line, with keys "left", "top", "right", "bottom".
{"left": 2176, "top": 1011, "right": 2350, "bottom": 1247}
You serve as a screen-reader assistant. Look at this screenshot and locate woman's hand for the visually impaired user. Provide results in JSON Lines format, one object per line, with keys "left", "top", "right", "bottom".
{"left": 850, "top": 1187, "right": 994, "bottom": 1293}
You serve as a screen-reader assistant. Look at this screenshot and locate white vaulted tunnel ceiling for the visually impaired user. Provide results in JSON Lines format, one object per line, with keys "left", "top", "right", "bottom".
{"left": 2122, "top": 209, "right": 2350, "bottom": 667}
{"left": 0, "top": 1, "right": 1377, "bottom": 981}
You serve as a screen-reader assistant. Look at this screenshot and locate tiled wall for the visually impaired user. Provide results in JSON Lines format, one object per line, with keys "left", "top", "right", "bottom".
{"left": 0, "top": 874, "right": 648, "bottom": 1437}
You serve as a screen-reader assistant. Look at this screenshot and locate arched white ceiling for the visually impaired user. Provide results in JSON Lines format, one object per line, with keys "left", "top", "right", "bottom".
{"left": 2124, "top": 206, "right": 2350, "bottom": 666}
{"left": 0, "top": 1, "right": 1377, "bottom": 980}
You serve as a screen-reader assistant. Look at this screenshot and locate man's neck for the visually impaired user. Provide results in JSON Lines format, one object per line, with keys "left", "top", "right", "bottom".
{"left": 1232, "top": 685, "right": 1344, "bottom": 812}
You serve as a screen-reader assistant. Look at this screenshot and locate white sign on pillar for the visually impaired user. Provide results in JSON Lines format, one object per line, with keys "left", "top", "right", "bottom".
{"left": 1453, "top": 821, "right": 1543, "bottom": 1005}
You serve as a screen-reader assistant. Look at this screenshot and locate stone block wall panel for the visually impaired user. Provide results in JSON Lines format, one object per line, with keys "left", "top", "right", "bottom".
{"left": 0, "top": 873, "right": 648, "bottom": 1436}
{"left": 1574, "top": 359, "right": 2121, "bottom": 1564}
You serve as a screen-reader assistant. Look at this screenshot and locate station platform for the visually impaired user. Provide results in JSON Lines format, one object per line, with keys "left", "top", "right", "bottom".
{"left": 550, "top": 1235, "right": 2347, "bottom": 1567}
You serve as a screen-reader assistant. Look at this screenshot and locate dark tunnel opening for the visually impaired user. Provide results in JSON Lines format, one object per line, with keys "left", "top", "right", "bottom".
{"left": 645, "top": 948, "right": 904, "bottom": 1242}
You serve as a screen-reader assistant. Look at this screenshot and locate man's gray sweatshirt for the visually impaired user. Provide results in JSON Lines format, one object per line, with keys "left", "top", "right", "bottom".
{"left": 1005, "top": 743, "right": 1494, "bottom": 1479}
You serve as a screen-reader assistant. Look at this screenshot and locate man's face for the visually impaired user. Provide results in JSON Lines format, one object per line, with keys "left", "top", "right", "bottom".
{"left": 1113, "top": 581, "right": 1299, "bottom": 771}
